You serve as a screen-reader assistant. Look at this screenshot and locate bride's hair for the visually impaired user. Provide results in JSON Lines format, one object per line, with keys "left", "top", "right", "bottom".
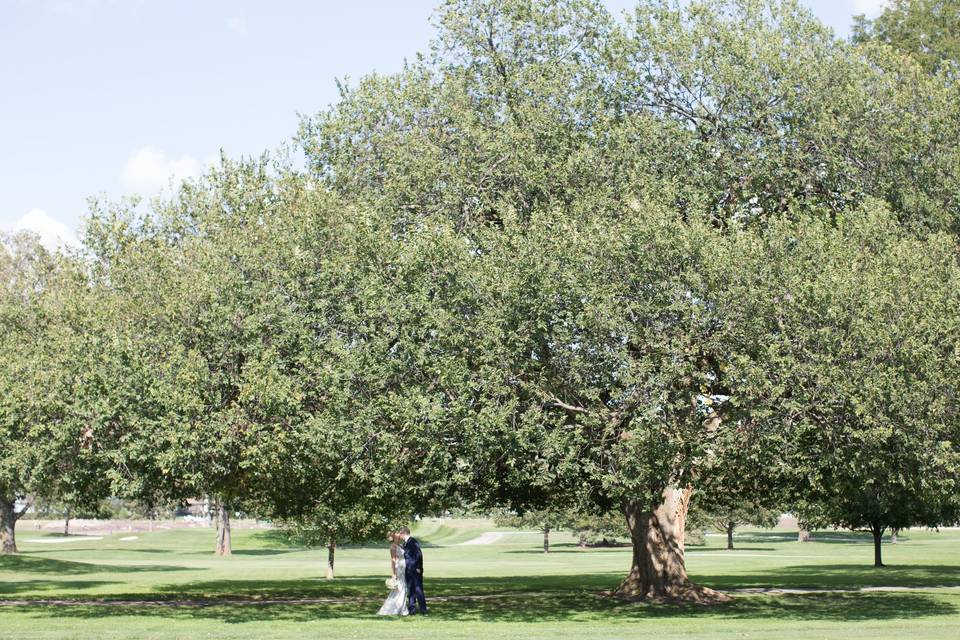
{"left": 389, "top": 533, "right": 400, "bottom": 560}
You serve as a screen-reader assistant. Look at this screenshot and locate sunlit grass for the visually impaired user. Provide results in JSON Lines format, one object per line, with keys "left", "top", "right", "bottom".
{"left": 2, "top": 521, "right": 959, "bottom": 639}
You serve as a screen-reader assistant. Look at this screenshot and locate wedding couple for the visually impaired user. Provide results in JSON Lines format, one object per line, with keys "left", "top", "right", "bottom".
{"left": 377, "top": 526, "right": 428, "bottom": 616}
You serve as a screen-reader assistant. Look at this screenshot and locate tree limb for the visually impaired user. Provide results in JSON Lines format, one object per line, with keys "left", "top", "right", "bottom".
{"left": 547, "top": 397, "right": 590, "bottom": 414}
{"left": 14, "top": 500, "right": 32, "bottom": 520}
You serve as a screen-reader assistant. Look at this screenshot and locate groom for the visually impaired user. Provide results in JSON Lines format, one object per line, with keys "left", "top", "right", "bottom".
{"left": 399, "top": 526, "right": 427, "bottom": 615}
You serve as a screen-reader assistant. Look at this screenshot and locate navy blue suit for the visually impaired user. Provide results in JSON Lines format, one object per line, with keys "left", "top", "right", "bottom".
{"left": 403, "top": 536, "right": 427, "bottom": 614}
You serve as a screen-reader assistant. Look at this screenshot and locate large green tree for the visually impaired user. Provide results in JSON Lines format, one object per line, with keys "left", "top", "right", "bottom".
{"left": 87, "top": 157, "right": 438, "bottom": 559}
{"left": 0, "top": 233, "right": 110, "bottom": 554}
{"left": 297, "top": 0, "right": 960, "bottom": 600}
{"left": 611, "top": 0, "right": 960, "bottom": 233}
{"left": 716, "top": 206, "right": 960, "bottom": 567}
{"left": 85, "top": 158, "right": 333, "bottom": 555}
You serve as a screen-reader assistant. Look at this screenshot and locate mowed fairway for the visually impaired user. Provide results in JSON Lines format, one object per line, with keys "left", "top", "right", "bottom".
{"left": 1, "top": 520, "right": 959, "bottom": 640}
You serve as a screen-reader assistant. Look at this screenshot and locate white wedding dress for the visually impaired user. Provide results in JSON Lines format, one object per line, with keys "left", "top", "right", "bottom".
{"left": 377, "top": 556, "right": 409, "bottom": 615}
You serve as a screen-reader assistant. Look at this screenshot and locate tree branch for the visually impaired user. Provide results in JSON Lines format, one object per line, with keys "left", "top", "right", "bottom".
{"left": 546, "top": 397, "right": 590, "bottom": 414}
{"left": 14, "top": 500, "right": 32, "bottom": 520}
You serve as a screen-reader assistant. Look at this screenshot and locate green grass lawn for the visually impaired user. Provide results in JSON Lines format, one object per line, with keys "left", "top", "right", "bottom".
{"left": 1, "top": 520, "right": 959, "bottom": 639}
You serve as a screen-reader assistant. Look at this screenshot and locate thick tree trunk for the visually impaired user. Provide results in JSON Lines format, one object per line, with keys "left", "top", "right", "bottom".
{"left": 871, "top": 526, "right": 885, "bottom": 567}
{"left": 326, "top": 540, "right": 336, "bottom": 580}
{"left": 0, "top": 498, "right": 18, "bottom": 555}
{"left": 797, "top": 528, "right": 811, "bottom": 543}
{"left": 543, "top": 524, "right": 550, "bottom": 554}
{"left": 614, "top": 487, "right": 729, "bottom": 603}
{"left": 726, "top": 523, "right": 735, "bottom": 550}
{"left": 215, "top": 502, "right": 232, "bottom": 556}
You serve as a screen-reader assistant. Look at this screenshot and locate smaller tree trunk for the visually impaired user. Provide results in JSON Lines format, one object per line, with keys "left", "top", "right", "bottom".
{"left": 215, "top": 502, "right": 232, "bottom": 556}
{"left": 871, "top": 525, "right": 885, "bottom": 567}
{"left": 63, "top": 507, "right": 71, "bottom": 537}
{"left": 0, "top": 498, "right": 19, "bottom": 555}
{"left": 543, "top": 524, "right": 550, "bottom": 554}
{"left": 326, "top": 540, "right": 336, "bottom": 580}
{"left": 726, "top": 523, "right": 735, "bottom": 550}
{"left": 890, "top": 527, "right": 899, "bottom": 544}
{"left": 797, "top": 528, "right": 811, "bottom": 543}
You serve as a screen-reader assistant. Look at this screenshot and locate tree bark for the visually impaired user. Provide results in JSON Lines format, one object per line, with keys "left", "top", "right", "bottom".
{"left": 543, "top": 524, "right": 550, "bottom": 554}
{"left": 215, "top": 501, "right": 232, "bottom": 556}
{"left": 890, "top": 527, "right": 899, "bottom": 544}
{"left": 614, "top": 487, "right": 729, "bottom": 603}
{"left": 797, "top": 528, "right": 811, "bottom": 543}
{"left": 871, "top": 525, "right": 885, "bottom": 567}
{"left": 63, "top": 507, "right": 71, "bottom": 536}
{"left": 0, "top": 498, "right": 18, "bottom": 555}
{"left": 326, "top": 540, "right": 336, "bottom": 580}
{"left": 726, "top": 522, "right": 735, "bottom": 550}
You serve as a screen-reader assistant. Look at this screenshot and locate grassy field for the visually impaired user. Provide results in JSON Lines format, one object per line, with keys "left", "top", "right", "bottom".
{"left": 1, "top": 520, "right": 959, "bottom": 639}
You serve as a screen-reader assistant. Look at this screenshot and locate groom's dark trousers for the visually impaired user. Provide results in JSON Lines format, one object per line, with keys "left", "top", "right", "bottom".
{"left": 403, "top": 536, "right": 427, "bottom": 614}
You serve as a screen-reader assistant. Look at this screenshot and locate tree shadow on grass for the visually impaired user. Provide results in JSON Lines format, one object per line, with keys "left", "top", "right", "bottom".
{"left": 44, "top": 547, "right": 308, "bottom": 558}
{"left": 687, "top": 547, "right": 780, "bottom": 553}
{"left": 162, "top": 549, "right": 300, "bottom": 557}
{"left": 139, "top": 565, "right": 960, "bottom": 601}
{"left": 421, "top": 591, "right": 956, "bottom": 624}
{"left": 146, "top": 572, "right": 628, "bottom": 601}
{"left": 10, "top": 590, "right": 958, "bottom": 626}
{"left": 737, "top": 531, "right": 914, "bottom": 545}
{"left": 0, "top": 579, "right": 121, "bottom": 596}
{"left": 0, "top": 555, "right": 193, "bottom": 576}
{"left": 698, "top": 564, "right": 960, "bottom": 591}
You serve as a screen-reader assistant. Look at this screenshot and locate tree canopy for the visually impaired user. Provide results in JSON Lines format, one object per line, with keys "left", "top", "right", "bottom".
{"left": 3, "top": 0, "right": 959, "bottom": 604}
{"left": 853, "top": 0, "right": 960, "bottom": 73}
{"left": 0, "top": 233, "right": 110, "bottom": 554}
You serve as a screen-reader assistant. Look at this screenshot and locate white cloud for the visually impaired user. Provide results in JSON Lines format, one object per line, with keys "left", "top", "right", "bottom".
{"left": 121, "top": 146, "right": 202, "bottom": 194}
{"left": 851, "top": 0, "right": 889, "bottom": 17}
{"left": 10, "top": 208, "right": 80, "bottom": 251}
{"left": 226, "top": 15, "right": 248, "bottom": 36}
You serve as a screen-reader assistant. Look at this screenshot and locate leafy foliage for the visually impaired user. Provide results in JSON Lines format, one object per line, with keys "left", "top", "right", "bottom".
{"left": 0, "top": 233, "right": 112, "bottom": 551}
{"left": 853, "top": 0, "right": 960, "bottom": 73}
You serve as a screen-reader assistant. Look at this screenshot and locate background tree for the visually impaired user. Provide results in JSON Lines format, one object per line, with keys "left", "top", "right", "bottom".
{"left": 30, "top": 494, "right": 112, "bottom": 536}
{"left": 688, "top": 498, "right": 780, "bottom": 550}
{"left": 716, "top": 205, "right": 960, "bottom": 568}
{"left": 564, "top": 512, "right": 631, "bottom": 548}
{"left": 84, "top": 158, "right": 331, "bottom": 556}
{"left": 493, "top": 508, "right": 569, "bottom": 553}
{"left": 87, "top": 155, "right": 441, "bottom": 560}
{"left": 296, "top": 0, "right": 960, "bottom": 601}
{"left": 610, "top": 0, "right": 960, "bottom": 234}
{"left": 0, "top": 233, "right": 110, "bottom": 554}
{"left": 853, "top": 0, "right": 960, "bottom": 73}
{"left": 274, "top": 497, "right": 404, "bottom": 580}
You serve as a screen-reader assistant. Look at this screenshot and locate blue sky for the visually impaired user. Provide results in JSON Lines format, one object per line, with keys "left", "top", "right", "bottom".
{"left": 1, "top": 0, "right": 887, "bottom": 248}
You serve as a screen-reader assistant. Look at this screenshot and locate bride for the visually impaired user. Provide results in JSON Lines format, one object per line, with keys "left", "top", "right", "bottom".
{"left": 377, "top": 532, "right": 408, "bottom": 615}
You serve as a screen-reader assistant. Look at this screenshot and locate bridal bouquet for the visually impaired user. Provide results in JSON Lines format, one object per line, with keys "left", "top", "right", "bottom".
{"left": 385, "top": 576, "right": 399, "bottom": 590}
